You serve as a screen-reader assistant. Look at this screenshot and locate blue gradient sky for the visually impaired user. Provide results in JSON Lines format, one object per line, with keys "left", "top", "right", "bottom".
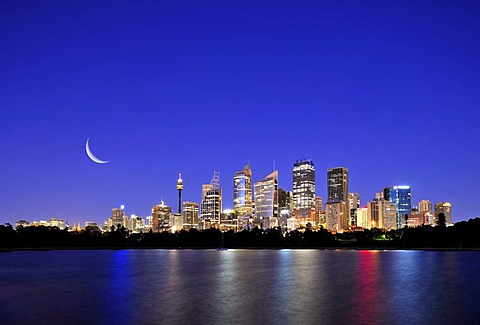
{"left": 1, "top": 0, "right": 479, "bottom": 225}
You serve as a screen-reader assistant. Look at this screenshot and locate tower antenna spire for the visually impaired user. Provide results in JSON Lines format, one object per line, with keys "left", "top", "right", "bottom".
{"left": 177, "top": 172, "right": 184, "bottom": 214}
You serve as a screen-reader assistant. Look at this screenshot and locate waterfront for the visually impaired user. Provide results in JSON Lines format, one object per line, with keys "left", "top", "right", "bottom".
{"left": 1, "top": 250, "right": 479, "bottom": 324}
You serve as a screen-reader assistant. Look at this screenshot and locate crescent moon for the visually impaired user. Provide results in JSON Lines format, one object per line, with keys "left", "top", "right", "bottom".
{"left": 85, "top": 137, "right": 110, "bottom": 164}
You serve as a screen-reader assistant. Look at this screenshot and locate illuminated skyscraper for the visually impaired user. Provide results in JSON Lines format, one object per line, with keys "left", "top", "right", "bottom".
{"left": 418, "top": 200, "right": 432, "bottom": 213}
{"left": 254, "top": 171, "right": 278, "bottom": 229}
{"left": 278, "top": 188, "right": 293, "bottom": 212}
{"left": 278, "top": 188, "right": 292, "bottom": 229}
{"left": 110, "top": 207, "right": 127, "bottom": 229}
{"left": 434, "top": 202, "right": 452, "bottom": 225}
{"left": 348, "top": 193, "right": 360, "bottom": 226}
{"left": 151, "top": 201, "right": 171, "bottom": 232}
{"left": 326, "top": 167, "right": 349, "bottom": 231}
{"left": 384, "top": 186, "right": 412, "bottom": 229}
{"left": 325, "top": 201, "right": 348, "bottom": 232}
{"left": 183, "top": 201, "right": 199, "bottom": 230}
{"left": 327, "top": 167, "right": 349, "bottom": 202}
{"left": 200, "top": 171, "right": 222, "bottom": 226}
{"left": 367, "top": 199, "right": 397, "bottom": 230}
{"left": 292, "top": 159, "right": 316, "bottom": 223}
{"left": 315, "top": 196, "right": 325, "bottom": 227}
{"left": 356, "top": 207, "right": 370, "bottom": 229}
{"left": 233, "top": 163, "right": 253, "bottom": 217}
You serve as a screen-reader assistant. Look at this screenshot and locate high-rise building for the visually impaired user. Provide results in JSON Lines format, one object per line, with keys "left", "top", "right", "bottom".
{"left": 151, "top": 201, "right": 171, "bottom": 232}
{"left": 278, "top": 188, "right": 293, "bottom": 212}
{"left": 356, "top": 207, "right": 370, "bottom": 229}
{"left": 200, "top": 171, "right": 222, "bottom": 226}
{"left": 327, "top": 167, "right": 349, "bottom": 202}
{"left": 418, "top": 199, "right": 432, "bottom": 213}
{"left": 434, "top": 202, "right": 452, "bottom": 225}
{"left": 233, "top": 163, "right": 253, "bottom": 217}
{"left": 292, "top": 159, "right": 316, "bottom": 222}
{"left": 220, "top": 209, "right": 237, "bottom": 232}
{"left": 384, "top": 186, "right": 412, "bottom": 229}
{"left": 367, "top": 199, "right": 397, "bottom": 230}
{"left": 183, "top": 201, "right": 199, "bottom": 230}
{"left": 348, "top": 193, "right": 360, "bottom": 226}
{"left": 325, "top": 201, "right": 348, "bottom": 232}
{"left": 254, "top": 171, "right": 278, "bottom": 229}
{"left": 326, "top": 167, "right": 349, "bottom": 231}
{"left": 110, "top": 207, "right": 127, "bottom": 229}
{"left": 169, "top": 213, "right": 183, "bottom": 232}
{"left": 315, "top": 196, "right": 325, "bottom": 227}
{"left": 128, "top": 215, "right": 144, "bottom": 233}
{"left": 278, "top": 188, "right": 293, "bottom": 229}
{"left": 408, "top": 208, "right": 425, "bottom": 227}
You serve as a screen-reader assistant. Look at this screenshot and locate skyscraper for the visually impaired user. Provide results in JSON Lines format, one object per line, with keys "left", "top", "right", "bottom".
{"left": 278, "top": 188, "right": 293, "bottom": 229}
{"left": 110, "top": 207, "right": 126, "bottom": 228}
{"left": 325, "top": 201, "right": 348, "bottom": 232}
{"left": 151, "top": 201, "right": 171, "bottom": 232}
{"left": 418, "top": 200, "right": 432, "bottom": 213}
{"left": 418, "top": 199, "right": 433, "bottom": 225}
{"left": 254, "top": 170, "right": 278, "bottom": 229}
{"left": 327, "top": 167, "right": 349, "bottom": 202}
{"left": 326, "top": 167, "right": 349, "bottom": 232}
{"left": 348, "top": 193, "right": 360, "bottom": 226}
{"left": 200, "top": 171, "right": 222, "bottom": 226}
{"left": 292, "top": 159, "right": 316, "bottom": 223}
{"left": 434, "top": 202, "right": 452, "bottom": 225}
{"left": 183, "top": 201, "right": 199, "bottom": 230}
{"left": 315, "top": 196, "right": 325, "bottom": 227}
{"left": 384, "top": 186, "right": 412, "bottom": 229}
{"left": 233, "top": 163, "right": 253, "bottom": 217}
{"left": 356, "top": 207, "right": 370, "bottom": 229}
{"left": 367, "top": 199, "right": 397, "bottom": 230}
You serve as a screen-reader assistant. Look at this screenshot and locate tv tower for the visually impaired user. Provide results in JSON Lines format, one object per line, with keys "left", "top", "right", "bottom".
{"left": 177, "top": 173, "right": 184, "bottom": 214}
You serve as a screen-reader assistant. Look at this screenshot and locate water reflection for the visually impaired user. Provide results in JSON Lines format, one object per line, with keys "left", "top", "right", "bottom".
{"left": 1, "top": 250, "right": 480, "bottom": 324}
{"left": 351, "top": 250, "right": 382, "bottom": 323}
{"left": 103, "top": 250, "right": 134, "bottom": 324}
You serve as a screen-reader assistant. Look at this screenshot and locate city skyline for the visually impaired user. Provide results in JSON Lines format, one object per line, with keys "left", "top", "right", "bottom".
{"left": 1, "top": 1, "right": 479, "bottom": 226}
{"left": 11, "top": 160, "right": 455, "bottom": 229}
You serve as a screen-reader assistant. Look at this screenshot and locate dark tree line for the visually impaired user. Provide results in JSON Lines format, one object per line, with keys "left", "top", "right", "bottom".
{"left": 1, "top": 217, "right": 480, "bottom": 250}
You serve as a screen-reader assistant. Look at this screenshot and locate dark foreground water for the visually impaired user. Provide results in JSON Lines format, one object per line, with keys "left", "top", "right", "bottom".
{"left": 1, "top": 249, "right": 480, "bottom": 325}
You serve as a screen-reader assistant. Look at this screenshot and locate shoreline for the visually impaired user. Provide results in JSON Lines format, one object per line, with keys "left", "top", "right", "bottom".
{"left": 2, "top": 246, "right": 480, "bottom": 252}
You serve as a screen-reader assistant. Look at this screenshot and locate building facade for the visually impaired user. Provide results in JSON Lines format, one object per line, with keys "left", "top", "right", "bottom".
{"left": 325, "top": 201, "right": 348, "bottom": 232}
{"left": 200, "top": 172, "right": 222, "bottom": 226}
{"left": 327, "top": 167, "right": 349, "bottom": 202}
{"left": 326, "top": 167, "right": 349, "bottom": 231}
{"left": 356, "top": 207, "right": 370, "bottom": 229}
{"left": 233, "top": 163, "right": 253, "bottom": 217}
{"left": 254, "top": 171, "right": 278, "bottom": 229}
{"left": 110, "top": 207, "right": 127, "bottom": 229}
{"left": 183, "top": 201, "right": 199, "bottom": 230}
{"left": 418, "top": 199, "right": 432, "bottom": 213}
{"left": 384, "top": 186, "right": 412, "bottom": 229}
{"left": 315, "top": 196, "right": 325, "bottom": 228}
{"left": 151, "top": 201, "right": 171, "bottom": 232}
{"left": 278, "top": 188, "right": 293, "bottom": 230}
{"left": 367, "top": 199, "right": 397, "bottom": 230}
{"left": 292, "top": 159, "right": 316, "bottom": 223}
{"left": 434, "top": 202, "right": 452, "bottom": 225}
{"left": 348, "top": 193, "right": 360, "bottom": 226}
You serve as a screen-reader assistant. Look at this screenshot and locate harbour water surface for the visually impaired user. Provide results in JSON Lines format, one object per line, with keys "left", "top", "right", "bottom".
{"left": 1, "top": 249, "right": 479, "bottom": 324}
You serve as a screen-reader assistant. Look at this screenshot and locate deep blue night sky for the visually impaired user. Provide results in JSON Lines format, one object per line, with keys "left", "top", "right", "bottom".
{"left": 1, "top": 0, "right": 479, "bottom": 225}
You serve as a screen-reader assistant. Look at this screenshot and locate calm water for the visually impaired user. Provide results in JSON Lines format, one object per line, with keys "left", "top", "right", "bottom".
{"left": 1, "top": 249, "right": 480, "bottom": 324}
